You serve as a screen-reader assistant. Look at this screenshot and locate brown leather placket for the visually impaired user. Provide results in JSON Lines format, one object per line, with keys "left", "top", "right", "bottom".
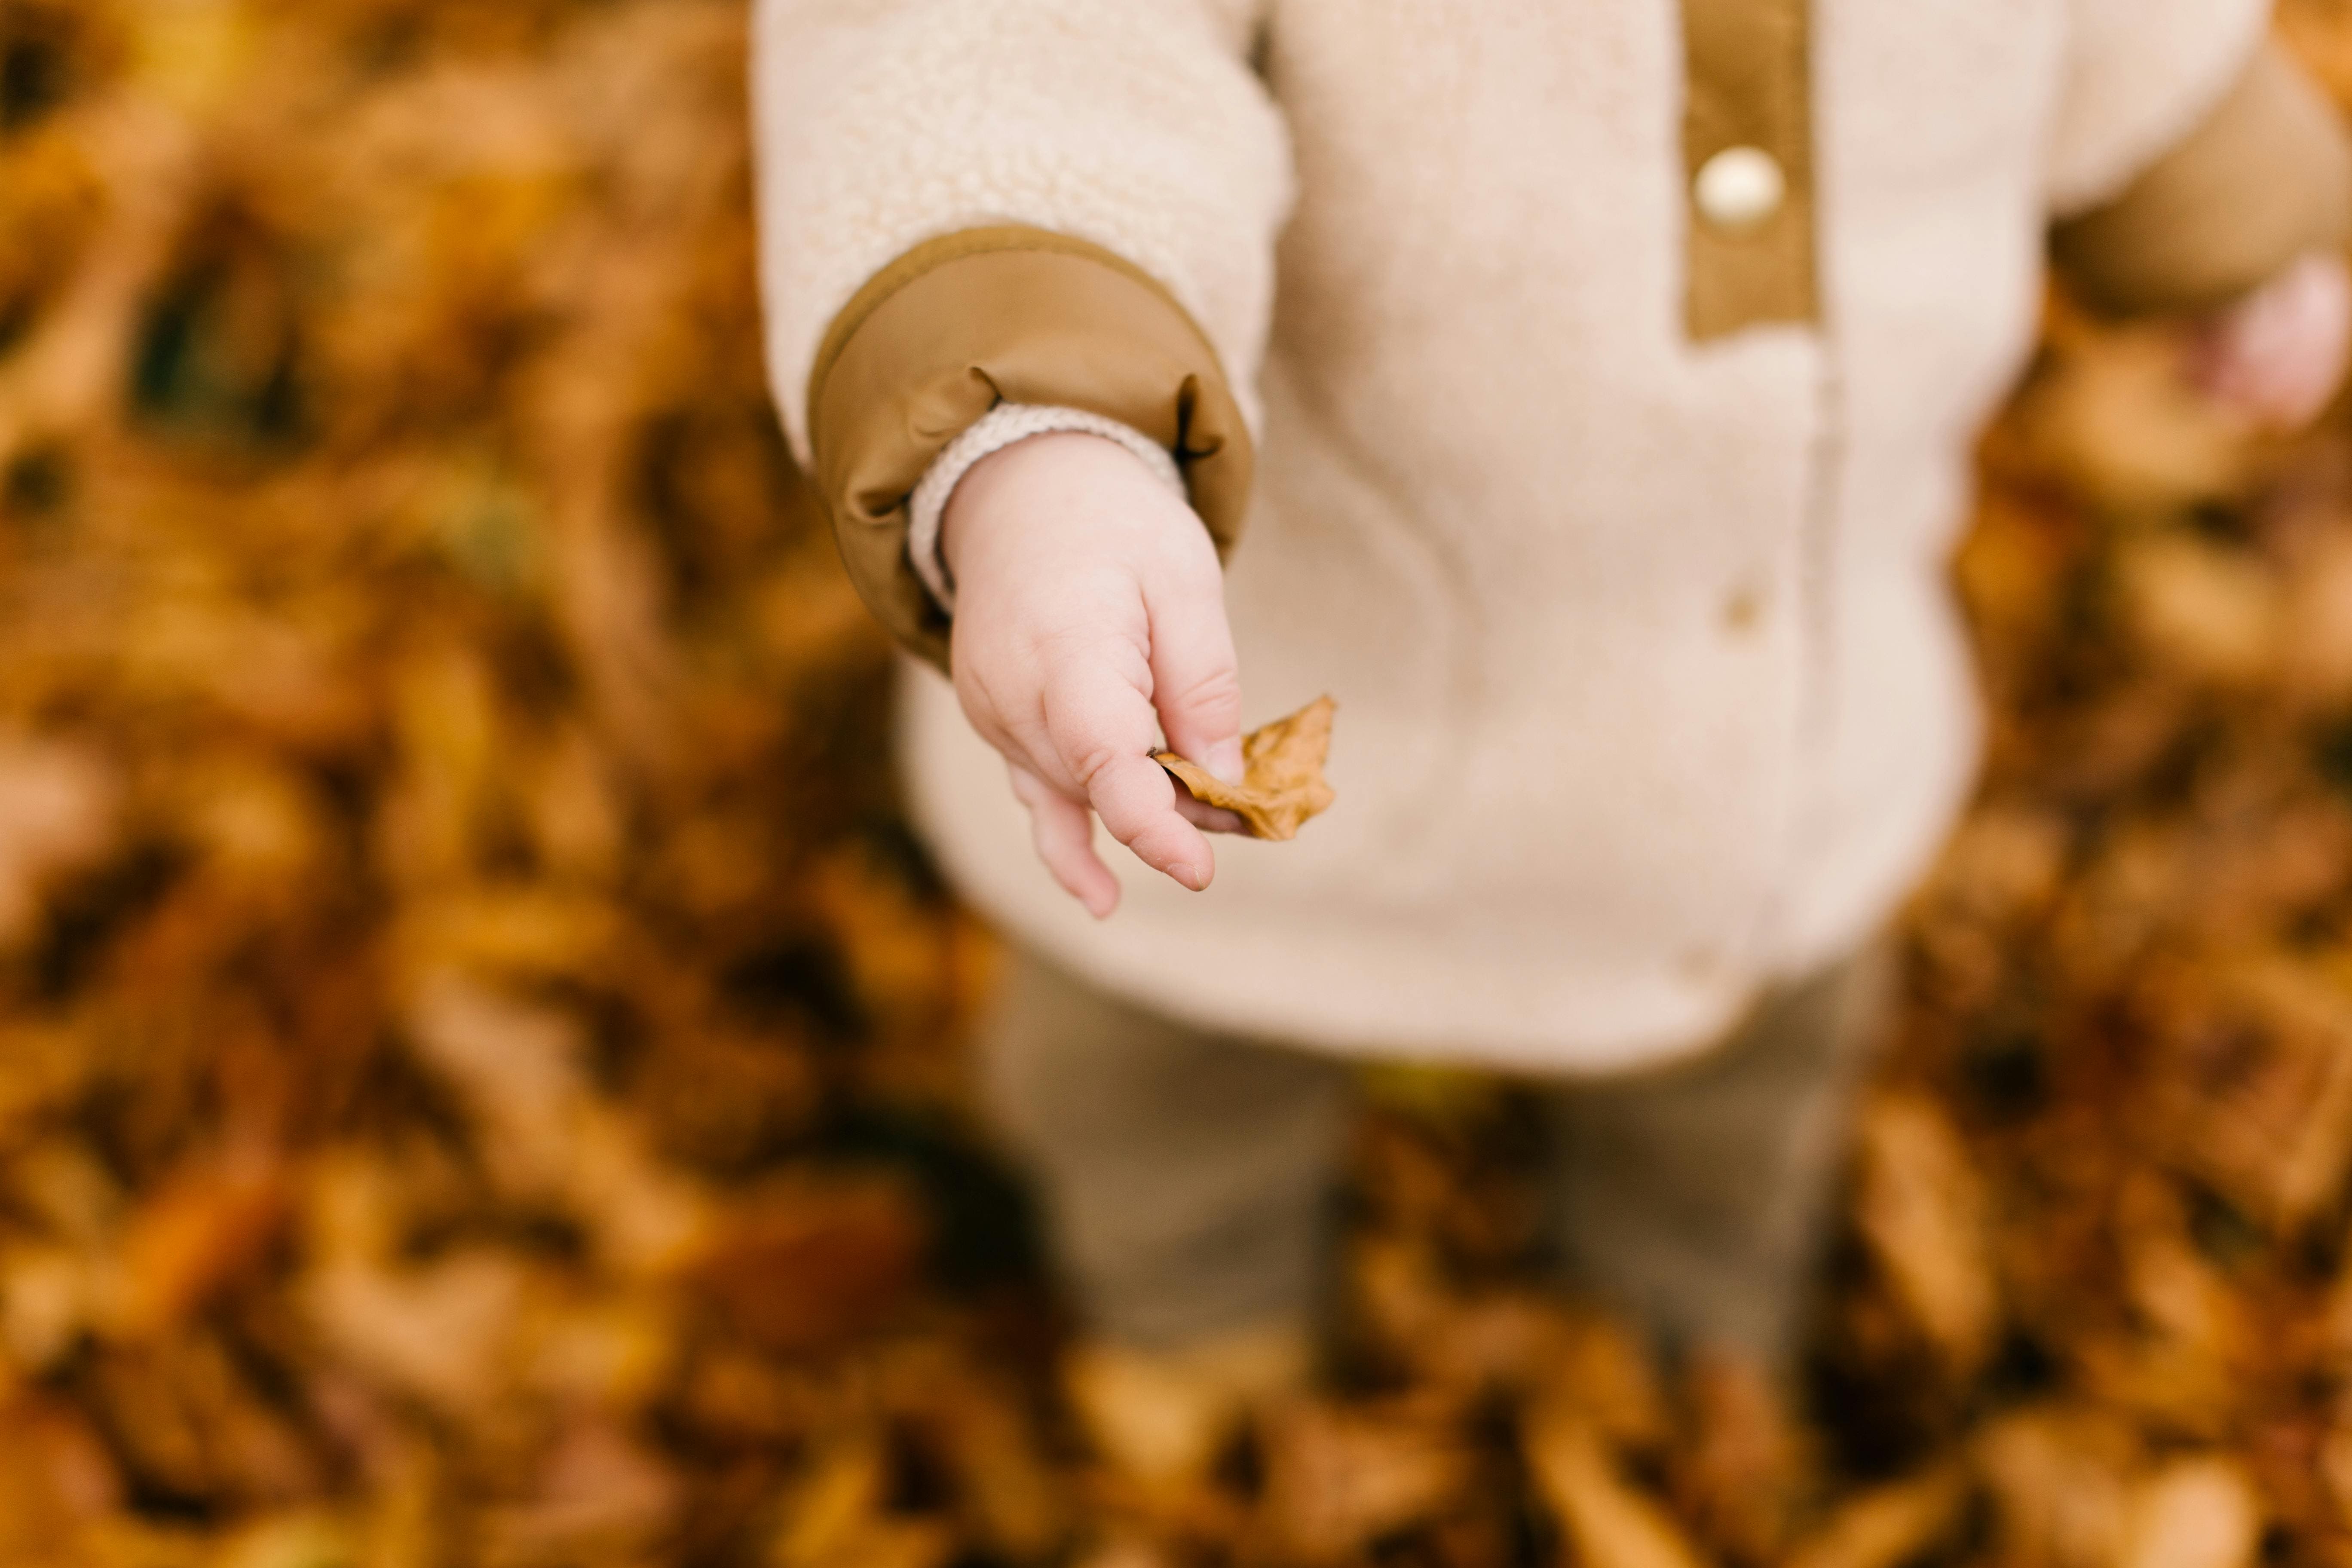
{"left": 1682, "top": 0, "right": 1820, "bottom": 341}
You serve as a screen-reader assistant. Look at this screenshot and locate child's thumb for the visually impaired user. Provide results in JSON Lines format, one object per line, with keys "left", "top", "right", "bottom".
{"left": 1150, "top": 618, "right": 1245, "bottom": 785}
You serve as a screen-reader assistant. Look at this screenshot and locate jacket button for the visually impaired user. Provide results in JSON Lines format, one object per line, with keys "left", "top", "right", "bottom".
{"left": 1694, "top": 146, "right": 1785, "bottom": 231}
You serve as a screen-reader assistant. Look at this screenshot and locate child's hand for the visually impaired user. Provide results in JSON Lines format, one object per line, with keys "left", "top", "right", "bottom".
{"left": 2194, "top": 251, "right": 2352, "bottom": 429}
{"left": 942, "top": 431, "right": 1247, "bottom": 919}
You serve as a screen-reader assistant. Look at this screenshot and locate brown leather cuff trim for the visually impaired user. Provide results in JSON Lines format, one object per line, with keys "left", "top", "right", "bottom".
{"left": 807, "top": 226, "right": 1253, "bottom": 671}
{"left": 2053, "top": 41, "right": 2352, "bottom": 319}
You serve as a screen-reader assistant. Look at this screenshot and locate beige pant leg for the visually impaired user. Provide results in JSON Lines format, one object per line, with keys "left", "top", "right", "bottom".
{"left": 1542, "top": 944, "right": 1896, "bottom": 1367}
{"left": 977, "top": 952, "right": 1354, "bottom": 1351}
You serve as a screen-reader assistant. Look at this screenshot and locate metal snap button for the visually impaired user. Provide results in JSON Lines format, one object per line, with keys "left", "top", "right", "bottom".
{"left": 1694, "top": 145, "right": 1786, "bottom": 231}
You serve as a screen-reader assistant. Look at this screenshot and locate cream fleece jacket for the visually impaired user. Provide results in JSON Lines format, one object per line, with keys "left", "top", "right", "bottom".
{"left": 753, "top": 0, "right": 2291, "bottom": 1070}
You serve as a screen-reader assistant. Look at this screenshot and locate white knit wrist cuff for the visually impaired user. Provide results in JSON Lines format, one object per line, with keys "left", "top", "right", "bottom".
{"left": 906, "top": 404, "right": 1188, "bottom": 612}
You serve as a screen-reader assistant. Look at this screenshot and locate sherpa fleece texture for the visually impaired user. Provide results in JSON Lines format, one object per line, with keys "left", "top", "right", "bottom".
{"left": 754, "top": 0, "right": 2274, "bottom": 1071}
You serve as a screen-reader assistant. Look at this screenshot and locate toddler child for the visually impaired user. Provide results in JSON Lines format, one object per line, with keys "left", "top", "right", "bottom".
{"left": 752, "top": 0, "right": 2352, "bottom": 1477}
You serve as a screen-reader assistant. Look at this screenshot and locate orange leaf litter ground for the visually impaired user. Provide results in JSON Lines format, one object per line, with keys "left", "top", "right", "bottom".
{"left": 9, "top": 3, "right": 2352, "bottom": 1563}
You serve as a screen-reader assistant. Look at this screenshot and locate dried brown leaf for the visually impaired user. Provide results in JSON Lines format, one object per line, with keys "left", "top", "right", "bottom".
{"left": 2124, "top": 1458, "right": 2261, "bottom": 1568}
{"left": 1783, "top": 1466, "right": 1969, "bottom": 1568}
{"left": 477, "top": 1419, "right": 681, "bottom": 1567}
{"left": 1156, "top": 695, "right": 1336, "bottom": 841}
{"left": 683, "top": 1178, "right": 925, "bottom": 1355}
{"left": 1259, "top": 1396, "right": 1474, "bottom": 1563}
{"left": 1528, "top": 1404, "right": 1712, "bottom": 1568}
{"left": 1975, "top": 1406, "right": 2140, "bottom": 1568}
{"left": 1853, "top": 1094, "right": 2000, "bottom": 1378}
{"left": 1671, "top": 1354, "right": 1805, "bottom": 1564}
{"left": 771, "top": 1437, "right": 956, "bottom": 1568}
{"left": 303, "top": 1250, "right": 538, "bottom": 1418}
{"left": 108, "top": 1148, "right": 288, "bottom": 1338}
{"left": 1064, "top": 1329, "right": 1307, "bottom": 1489}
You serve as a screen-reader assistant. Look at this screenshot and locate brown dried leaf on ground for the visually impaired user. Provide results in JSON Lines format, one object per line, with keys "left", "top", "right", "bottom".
{"left": 769, "top": 1436, "right": 957, "bottom": 1568}
{"left": 1670, "top": 1354, "right": 1807, "bottom": 1565}
{"left": 1156, "top": 695, "right": 1337, "bottom": 841}
{"left": 1528, "top": 1403, "right": 1712, "bottom": 1568}
{"left": 106, "top": 1146, "right": 288, "bottom": 1339}
{"left": 1782, "top": 1465, "right": 1970, "bottom": 1568}
{"left": 1852, "top": 1093, "right": 2001, "bottom": 1380}
{"left": 1257, "top": 1395, "right": 1475, "bottom": 1563}
{"left": 1974, "top": 1406, "right": 2142, "bottom": 1568}
{"left": 476, "top": 1418, "right": 683, "bottom": 1568}
{"left": 682, "top": 1177, "right": 927, "bottom": 1355}
{"left": 2123, "top": 1458, "right": 2263, "bottom": 1568}
{"left": 0, "top": 738, "right": 119, "bottom": 944}
{"left": 12, "top": 1, "right": 2352, "bottom": 1562}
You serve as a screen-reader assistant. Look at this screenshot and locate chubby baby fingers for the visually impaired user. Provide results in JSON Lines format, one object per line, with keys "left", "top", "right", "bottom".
{"left": 1083, "top": 749, "right": 1218, "bottom": 891}
{"left": 1040, "top": 665, "right": 1219, "bottom": 894}
{"left": 1144, "top": 578, "right": 1246, "bottom": 787}
{"left": 2200, "top": 251, "right": 2352, "bottom": 428}
{"left": 1007, "top": 763, "right": 1121, "bottom": 918}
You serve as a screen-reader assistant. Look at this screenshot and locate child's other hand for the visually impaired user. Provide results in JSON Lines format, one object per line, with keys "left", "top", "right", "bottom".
{"left": 2194, "top": 251, "right": 2352, "bottom": 430}
{"left": 942, "top": 431, "right": 1247, "bottom": 919}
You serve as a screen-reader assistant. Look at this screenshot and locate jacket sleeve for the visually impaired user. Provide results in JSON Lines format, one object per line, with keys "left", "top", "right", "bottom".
{"left": 750, "top": 0, "right": 1293, "bottom": 667}
{"left": 2046, "top": 0, "right": 2352, "bottom": 317}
